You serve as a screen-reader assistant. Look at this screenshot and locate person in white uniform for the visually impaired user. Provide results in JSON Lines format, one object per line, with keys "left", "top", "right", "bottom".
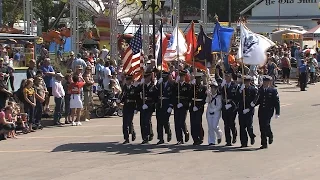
{"left": 206, "top": 80, "right": 223, "bottom": 145}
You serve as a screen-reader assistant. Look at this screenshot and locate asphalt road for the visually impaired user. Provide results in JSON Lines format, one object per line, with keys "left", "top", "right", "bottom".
{"left": 1, "top": 82, "right": 319, "bottom": 180}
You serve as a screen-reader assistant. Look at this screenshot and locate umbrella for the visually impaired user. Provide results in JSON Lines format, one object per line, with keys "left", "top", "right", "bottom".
{"left": 302, "top": 49, "right": 316, "bottom": 54}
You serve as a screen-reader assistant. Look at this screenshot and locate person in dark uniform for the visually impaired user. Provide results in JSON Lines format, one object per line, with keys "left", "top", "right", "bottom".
{"left": 298, "top": 59, "right": 307, "bottom": 91}
{"left": 139, "top": 71, "right": 158, "bottom": 144}
{"left": 220, "top": 71, "right": 238, "bottom": 146}
{"left": 237, "top": 75, "right": 258, "bottom": 147}
{"left": 255, "top": 75, "right": 280, "bottom": 149}
{"left": 189, "top": 72, "right": 207, "bottom": 145}
{"left": 155, "top": 71, "right": 173, "bottom": 144}
{"left": 173, "top": 70, "right": 190, "bottom": 144}
{"left": 118, "top": 75, "right": 138, "bottom": 144}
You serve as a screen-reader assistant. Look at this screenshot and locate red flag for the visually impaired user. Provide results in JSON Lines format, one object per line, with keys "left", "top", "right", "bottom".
{"left": 185, "top": 21, "right": 197, "bottom": 63}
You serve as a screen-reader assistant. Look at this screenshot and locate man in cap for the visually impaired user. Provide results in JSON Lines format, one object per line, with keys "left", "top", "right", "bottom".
{"left": 237, "top": 75, "right": 258, "bottom": 147}
{"left": 173, "top": 70, "right": 190, "bottom": 144}
{"left": 298, "top": 59, "right": 307, "bottom": 91}
{"left": 220, "top": 71, "right": 238, "bottom": 146}
{"left": 190, "top": 72, "right": 208, "bottom": 145}
{"left": 205, "top": 80, "right": 223, "bottom": 145}
{"left": 254, "top": 75, "right": 280, "bottom": 149}
{"left": 139, "top": 70, "right": 157, "bottom": 144}
{"left": 71, "top": 53, "right": 87, "bottom": 73}
{"left": 118, "top": 75, "right": 138, "bottom": 144}
{"left": 155, "top": 71, "right": 174, "bottom": 144}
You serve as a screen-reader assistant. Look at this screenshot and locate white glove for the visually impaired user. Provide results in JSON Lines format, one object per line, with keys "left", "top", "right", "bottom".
{"left": 177, "top": 103, "right": 183, "bottom": 108}
{"left": 240, "top": 84, "right": 245, "bottom": 92}
{"left": 243, "top": 109, "right": 250, "bottom": 114}
{"left": 225, "top": 104, "right": 232, "bottom": 110}
{"left": 191, "top": 79, "right": 196, "bottom": 84}
{"left": 221, "top": 79, "right": 226, "bottom": 87}
{"left": 116, "top": 99, "right": 120, "bottom": 103}
{"left": 206, "top": 89, "right": 211, "bottom": 95}
{"left": 193, "top": 106, "right": 198, "bottom": 112}
{"left": 133, "top": 81, "right": 139, "bottom": 87}
{"left": 158, "top": 78, "right": 163, "bottom": 84}
{"left": 167, "top": 107, "right": 172, "bottom": 113}
{"left": 134, "top": 110, "right": 138, "bottom": 114}
{"left": 142, "top": 104, "right": 148, "bottom": 110}
{"left": 275, "top": 114, "right": 280, "bottom": 119}
{"left": 140, "top": 78, "right": 145, "bottom": 84}
{"left": 250, "top": 102, "right": 255, "bottom": 107}
{"left": 176, "top": 76, "right": 180, "bottom": 82}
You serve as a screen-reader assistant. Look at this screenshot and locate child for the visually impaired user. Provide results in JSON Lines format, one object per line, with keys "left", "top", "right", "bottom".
{"left": 63, "top": 73, "right": 72, "bottom": 124}
{"left": 52, "top": 73, "right": 65, "bottom": 125}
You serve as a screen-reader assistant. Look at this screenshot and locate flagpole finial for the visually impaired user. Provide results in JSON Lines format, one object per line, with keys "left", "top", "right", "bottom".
{"left": 213, "top": 14, "right": 219, "bottom": 23}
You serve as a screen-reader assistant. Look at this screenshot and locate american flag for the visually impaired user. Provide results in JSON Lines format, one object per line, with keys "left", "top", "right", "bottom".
{"left": 122, "top": 25, "right": 143, "bottom": 80}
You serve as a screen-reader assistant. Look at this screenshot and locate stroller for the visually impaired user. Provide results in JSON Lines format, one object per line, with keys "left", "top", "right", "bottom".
{"left": 95, "top": 89, "right": 123, "bottom": 118}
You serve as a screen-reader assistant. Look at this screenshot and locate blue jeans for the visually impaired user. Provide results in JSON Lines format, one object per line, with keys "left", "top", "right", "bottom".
{"left": 35, "top": 101, "right": 43, "bottom": 125}
{"left": 53, "top": 97, "right": 64, "bottom": 123}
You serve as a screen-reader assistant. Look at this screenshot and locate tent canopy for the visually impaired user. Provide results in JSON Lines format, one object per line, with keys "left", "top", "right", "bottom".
{"left": 303, "top": 24, "right": 320, "bottom": 40}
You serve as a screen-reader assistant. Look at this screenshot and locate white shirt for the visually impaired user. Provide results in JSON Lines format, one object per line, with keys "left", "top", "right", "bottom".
{"left": 100, "top": 48, "right": 109, "bottom": 60}
{"left": 102, "top": 67, "right": 111, "bottom": 90}
{"left": 52, "top": 81, "right": 65, "bottom": 98}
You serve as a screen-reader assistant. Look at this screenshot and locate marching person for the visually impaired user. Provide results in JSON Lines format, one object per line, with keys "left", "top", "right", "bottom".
{"left": 220, "top": 71, "right": 238, "bottom": 146}
{"left": 139, "top": 71, "right": 157, "bottom": 144}
{"left": 255, "top": 75, "right": 280, "bottom": 149}
{"left": 118, "top": 75, "right": 138, "bottom": 144}
{"left": 173, "top": 70, "right": 190, "bottom": 145}
{"left": 298, "top": 59, "right": 307, "bottom": 91}
{"left": 205, "top": 80, "right": 223, "bottom": 145}
{"left": 189, "top": 72, "right": 207, "bottom": 145}
{"left": 237, "top": 75, "right": 258, "bottom": 147}
{"left": 155, "top": 72, "right": 173, "bottom": 145}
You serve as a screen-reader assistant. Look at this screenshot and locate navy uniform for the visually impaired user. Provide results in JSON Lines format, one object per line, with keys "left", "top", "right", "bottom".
{"left": 155, "top": 72, "right": 173, "bottom": 144}
{"left": 237, "top": 75, "right": 258, "bottom": 147}
{"left": 298, "top": 60, "right": 307, "bottom": 91}
{"left": 220, "top": 72, "right": 238, "bottom": 146}
{"left": 255, "top": 75, "right": 280, "bottom": 149}
{"left": 173, "top": 70, "right": 190, "bottom": 144}
{"left": 189, "top": 72, "right": 207, "bottom": 145}
{"left": 119, "top": 75, "right": 138, "bottom": 144}
{"left": 138, "top": 71, "right": 158, "bottom": 144}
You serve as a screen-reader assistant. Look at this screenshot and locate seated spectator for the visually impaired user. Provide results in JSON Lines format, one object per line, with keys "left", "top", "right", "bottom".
{"left": 0, "top": 106, "right": 16, "bottom": 140}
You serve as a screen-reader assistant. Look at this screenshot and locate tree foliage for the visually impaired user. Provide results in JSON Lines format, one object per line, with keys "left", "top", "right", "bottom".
{"left": 2, "top": 0, "right": 24, "bottom": 27}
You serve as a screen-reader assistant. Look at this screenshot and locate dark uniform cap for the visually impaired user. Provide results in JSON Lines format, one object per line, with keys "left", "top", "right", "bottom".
{"left": 161, "top": 71, "right": 170, "bottom": 78}
{"left": 262, "top": 75, "right": 272, "bottom": 81}
{"left": 224, "top": 70, "right": 233, "bottom": 76}
{"left": 179, "top": 70, "right": 187, "bottom": 76}
{"left": 144, "top": 70, "right": 152, "bottom": 77}
{"left": 194, "top": 72, "right": 204, "bottom": 78}
{"left": 243, "top": 75, "right": 252, "bottom": 81}
{"left": 125, "top": 74, "right": 133, "bottom": 80}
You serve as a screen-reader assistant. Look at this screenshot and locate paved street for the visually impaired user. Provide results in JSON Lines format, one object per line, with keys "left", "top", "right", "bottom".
{"left": 1, "top": 82, "right": 320, "bottom": 180}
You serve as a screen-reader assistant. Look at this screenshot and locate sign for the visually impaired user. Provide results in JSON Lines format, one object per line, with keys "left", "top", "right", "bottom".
{"left": 265, "top": 0, "right": 317, "bottom": 6}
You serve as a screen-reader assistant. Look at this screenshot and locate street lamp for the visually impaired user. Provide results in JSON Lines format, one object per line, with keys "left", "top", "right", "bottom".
{"left": 141, "top": 0, "right": 166, "bottom": 59}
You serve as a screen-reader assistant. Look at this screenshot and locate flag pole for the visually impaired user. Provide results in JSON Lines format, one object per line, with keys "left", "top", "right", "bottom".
{"left": 239, "top": 21, "right": 246, "bottom": 109}
{"left": 160, "top": 19, "right": 163, "bottom": 108}
{"left": 177, "top": 19, "right": 181, "bottom": 104}
{"left": 192, "top": 24, "right": 196, "bottom": 106}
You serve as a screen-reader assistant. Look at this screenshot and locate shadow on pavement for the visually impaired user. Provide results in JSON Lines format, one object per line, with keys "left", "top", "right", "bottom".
{"left": 282, "top": 90, "right": 301, "bottom": 93}
{"left": 51, "top": 142, "right": 260, "bottom": 155}
{"left": 278, "top": 86, "right": 298, "bottom": 90}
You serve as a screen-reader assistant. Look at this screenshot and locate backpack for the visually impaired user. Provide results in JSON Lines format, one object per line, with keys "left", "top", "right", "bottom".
{"left": 14, "top": 88, "right": 25, "bottom": 103}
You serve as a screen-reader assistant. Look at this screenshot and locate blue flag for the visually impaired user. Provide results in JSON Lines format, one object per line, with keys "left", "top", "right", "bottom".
{"left": 211, "top": 22, "right": 234, "bottom": 53}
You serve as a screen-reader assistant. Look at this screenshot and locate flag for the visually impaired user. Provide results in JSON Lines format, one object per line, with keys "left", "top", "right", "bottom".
{"left": 155, "top": 24, "right": 169, "bottom": 72}
{"left": 163, "top": 24, "right": 188, "bottom": 61}
{"left": 237, "top": 23, "right": 275, "bottom": 65}
{"left": 211, "top": 22, "right": 234, "bottom": 53}
{"left": 185, "top": 21, "right": 197, "bottom": 62}
{"left": 122, "top": 25, "right": 143, "bottom": 79}
{"left": 194, "top": 25, "right": 212, "bottom": 71}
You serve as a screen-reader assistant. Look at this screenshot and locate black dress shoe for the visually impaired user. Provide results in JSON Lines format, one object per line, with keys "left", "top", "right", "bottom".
{"left": 157, "top": 140, "right": 164, "bottom": 145}
{"left": 225, "top": 143, "right": 232, "bottom": 146}
{"left": 148, "top": 135, "right": 154, "bottom": 141}
{"left": 167, "top": 133, "right": 172, "bottom": 142}
{"left": 209, "top": 143, "right": 216, "bottom": 146}
{"left": 132, "top": 132, "right": 136, "bottom": 142}
{"left": 122, "top": 139, "right": 129, "bottom": 144}
{"left": 217, "top": 139, "right": 222, "bottom": 144}
{"left": 199, "top": 140, "right": 203, "bottom": 145}
{"left": 193, "top": 142, "right": 200, "bottom": 145}
{"left": 141, "top": 140, "right": 148, "bottom": 144}
{"left": 250, "top": 137, "right": 255, "bottom": 145}
{"left": 232, "top": 136, "right": 237, "bottom": 144}
{"left": 185, "top": 132, "right": 190, "bottom": 142}
{"left": 176, "top": 141, "right": 184, "bottom": 145}
{"left": 259, "top": 145, "right": 268, "bottom": 149}
{"left": 269, "top": 137, "right": 273, "bottom": 144}
{"left": 241, "top": 144, "right": 248, "bottom": 148}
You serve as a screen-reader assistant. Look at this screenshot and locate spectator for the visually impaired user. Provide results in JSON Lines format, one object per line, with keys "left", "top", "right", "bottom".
{"left": 0, "top": 58, "right": 14, "bottom": 91}
{"left": 92, "top": 45, "right": 100, "bottom": 59}
{"left": 102, "top": 61, "right": 112, "bottom": 90}
{"left": 99, "top": 45, "right": 109, "bottom": 60}
{"left": 0, "top": 72, "right": 12, "bottom": 109}
{"left": 14, "top": 79, "right": 27, "bottom": 113}
{"left": 309, "top": 54, "right": 318, "bottom": 85}
{"left": 95, "top": 59, "right": 104, "bottom": 88}
{"left": 74, "top": 65, "right": 85, "bottom": 82}
{"left": 66, "top": 51, "right": 75, "bottom": 69}
{"left": 71, "top": 53, "right": 87, "bottom": 73}
{"left": 0, "top": 106, "right": 16, "bottom": 140}
{"left": 26, "top": 59, "right": 36, "bottom": 79}
{"left": 13, "top": 49, "right": 21, "bottom": 67}
{"left": 52, "top": 73, "right": 65, "bottom": 125}
{"left": 57, "top": 46, "right": 63, "bottom": 62}
{"left": 23, "top": 79, "right": 36, "bottom": 132}
{"left": 33, "top": 76, "right": 46, "bottom": 129}
{"left": 41, "top": 58, "right": 55, "bottom": 114}
{"left": 266, "top": 57, "right": 278, "bottom": 87}
{"left": 68, "top": 75, "right": 86, "bottom": 126}
{"left": 63, "top": 73, "right": 72, "bottom": 124}
{"left": 83, "top": 66, "right": 95, "bottom": 121}
{"left": 280, "top": 53, "right": 291, "bottom": 85}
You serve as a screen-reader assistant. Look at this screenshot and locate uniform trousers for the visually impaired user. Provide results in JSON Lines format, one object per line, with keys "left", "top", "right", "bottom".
{"left": 122, "top": 104, "right": 135, "bottom": 140}
{"left": 299, "top": 72, "right": 307, "bottom": 91}
{"left": 238, "top": 111, "right": 256, "bottom": 146}
{"left": 174, "top": 107, "right": 188, "bottom": 142}
{"left": 190, "top": 107, "right": 204, "bottom": 143}
{"left": 222, "top": 110, "right": 237, "bottom": 144}
{"left": 156, "top": 107, "right": 171, "bottom": 140}
{"left": 258, "top": 111, "right": 273, "bottom": 146}
{"left": 140, "top": 109, "right": 154, "bottom": 141}
{"left": 206, "top": 111, "right": 223, "bottom": 144}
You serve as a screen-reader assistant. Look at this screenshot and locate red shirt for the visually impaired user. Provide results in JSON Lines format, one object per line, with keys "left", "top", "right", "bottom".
{"left": 68, "top": 82, "right": 85, "bottom": 94}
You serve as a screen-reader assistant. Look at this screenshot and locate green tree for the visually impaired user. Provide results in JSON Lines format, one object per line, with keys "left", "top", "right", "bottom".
{"left": 2, "top": 0, "right": 23, "bottom": 27}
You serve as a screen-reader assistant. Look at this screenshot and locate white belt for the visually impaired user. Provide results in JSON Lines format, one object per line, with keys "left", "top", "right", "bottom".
{"left": 192, "top": 98, "right": 202, "bottom": 102}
